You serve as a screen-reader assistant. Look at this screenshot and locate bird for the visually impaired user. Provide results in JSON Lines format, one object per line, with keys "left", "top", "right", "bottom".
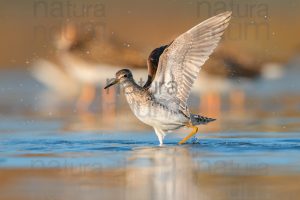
{"left": 32, "top": 23, "right": 153, "bottom": 112}
{"left": 104, "top": 11, "right": 232, "bottom": 145}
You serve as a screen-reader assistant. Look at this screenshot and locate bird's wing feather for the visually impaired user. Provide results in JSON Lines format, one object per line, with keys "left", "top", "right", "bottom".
{"left": 143, "top": 44, "right": 170, "bottom": 88}
{"left": 149, "top": 11, "right": 231, "bottom": 114}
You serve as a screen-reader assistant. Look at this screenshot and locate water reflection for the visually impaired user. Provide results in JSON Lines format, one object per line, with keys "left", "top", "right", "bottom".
{"left": 1, "top": 143, "right": 300, "bottom": 200}
{"left": 127, "top": 147, "right": 200, "bottom": 200}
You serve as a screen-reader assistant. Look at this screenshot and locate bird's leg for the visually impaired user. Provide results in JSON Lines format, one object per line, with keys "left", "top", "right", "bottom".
{"left": 154, "top": 127, "right": 165, "bottom": 146}
{"left": 178, "top": 126, "right": 198, "bottom": 145}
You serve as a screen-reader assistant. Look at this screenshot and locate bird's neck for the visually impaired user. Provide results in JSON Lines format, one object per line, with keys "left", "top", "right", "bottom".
{"left": 122, "top": 79, "right": 151, "bottom": 116}
{"left": 121, "top": 79, "right": 142, "bottom": 94}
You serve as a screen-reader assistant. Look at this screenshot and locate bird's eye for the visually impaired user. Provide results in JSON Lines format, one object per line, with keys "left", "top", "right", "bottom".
{"left": 124, "top": 74, "right": 128, "bottom": 78}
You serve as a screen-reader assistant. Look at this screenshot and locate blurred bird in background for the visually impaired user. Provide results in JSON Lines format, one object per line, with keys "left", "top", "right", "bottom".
{"left": 31, "top": 23, "right": 149, "bottom": 114}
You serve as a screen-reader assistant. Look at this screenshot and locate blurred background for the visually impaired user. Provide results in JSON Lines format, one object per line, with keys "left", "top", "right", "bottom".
{"left": 0, "top": 0, "right": 300, "bottom": 125}
{"left": 0, "top": 0, "right": 300, "bottom": 200}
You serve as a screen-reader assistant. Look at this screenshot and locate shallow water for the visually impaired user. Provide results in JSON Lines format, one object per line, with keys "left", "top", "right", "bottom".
{"left": 1, "top": 115, "right": 300, "bottom": 200}
{"left": 0, "top": 69, "right": 300, "bottom": 200}
{"left": 1, "top": 123, "right": 300, "bottom": 172}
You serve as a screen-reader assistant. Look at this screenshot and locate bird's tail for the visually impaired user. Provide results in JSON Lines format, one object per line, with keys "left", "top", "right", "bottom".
{"left": 190, "top": 114, "right": 216, "bottom": 126}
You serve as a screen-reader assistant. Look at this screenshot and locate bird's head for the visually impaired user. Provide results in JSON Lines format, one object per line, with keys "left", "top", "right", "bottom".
{"left": 104, "top": 69, "right": 133, "bottom": 89}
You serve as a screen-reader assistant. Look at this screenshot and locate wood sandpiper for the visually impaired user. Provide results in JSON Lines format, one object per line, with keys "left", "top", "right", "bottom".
{"left": 105, "top": 11, "right": 232, "bottom": 145}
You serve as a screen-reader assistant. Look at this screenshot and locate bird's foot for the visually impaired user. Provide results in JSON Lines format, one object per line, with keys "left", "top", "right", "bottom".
{"left": 178, "top": 126, "right": 198, "bottom": 145}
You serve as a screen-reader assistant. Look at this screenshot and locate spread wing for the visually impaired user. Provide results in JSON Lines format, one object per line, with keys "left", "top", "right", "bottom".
{"left": 149, "top": 11, "right": 231, "bottom": 114}
{"left": 143, "top": 44, "right": 170, "bottom": 88}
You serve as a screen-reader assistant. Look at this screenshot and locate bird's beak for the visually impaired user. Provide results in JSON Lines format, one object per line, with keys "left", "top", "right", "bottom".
{"left": 104, "top": 78, "right": 118, "bottom": 89}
